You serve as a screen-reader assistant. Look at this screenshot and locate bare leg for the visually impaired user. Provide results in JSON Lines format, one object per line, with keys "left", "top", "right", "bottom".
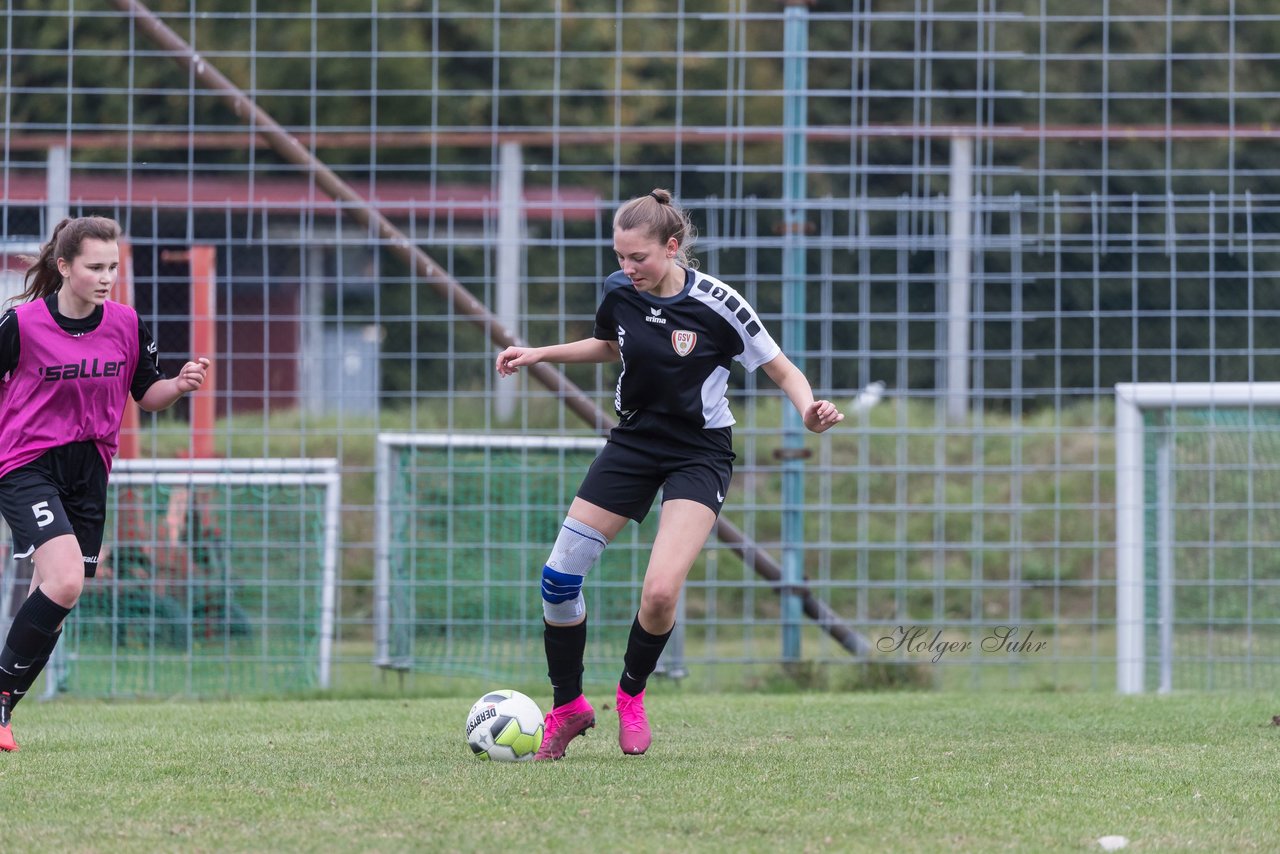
{"left": 636, "top": 499, "right": 717, "bottom": 634}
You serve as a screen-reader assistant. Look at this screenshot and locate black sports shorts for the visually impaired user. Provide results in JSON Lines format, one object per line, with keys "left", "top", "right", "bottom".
{"left": 576, "top": 411, "right": 736, "bottom": 523}
{"left": 0, "top": 441, "right": 108, "bottom": 578}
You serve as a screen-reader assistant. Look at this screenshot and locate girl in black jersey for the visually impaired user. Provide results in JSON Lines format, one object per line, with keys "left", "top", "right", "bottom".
{"left": 496, "top": 189, "right": 842, "bottom": 759}
{"left": 0, "top": 217, "right": 210, "bottom": 751}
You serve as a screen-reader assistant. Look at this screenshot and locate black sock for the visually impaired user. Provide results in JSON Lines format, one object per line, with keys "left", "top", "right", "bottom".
{"left": 619, "top": 614, "right": 672, "bottom": 697}
{"left": 544, "top": 619, "right": 587, "bottom": 709}
{"left": 10, "top": 629, "right": 61, "bottom": 710}
{"left": 0, "top": 589, "right": 71, "bottom": 694}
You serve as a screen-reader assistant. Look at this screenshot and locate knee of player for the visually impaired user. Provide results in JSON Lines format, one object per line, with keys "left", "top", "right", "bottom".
{"left": 541, "top": 565, "right": 586, "bottom": 622}
{"left": 40, "top": 574, "right": 85, "bottom": 609}
{"left": 538, "top": 517, "right": 608, "bottom": 621}
{"left": 541, "top": 564, "right": 586, "bottom": 604}
{"left": 640, "top": 581, "right": 681, "bottom": 617}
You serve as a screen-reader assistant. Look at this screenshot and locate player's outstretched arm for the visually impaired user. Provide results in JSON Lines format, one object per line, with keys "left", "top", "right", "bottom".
{"left": 138, "top": 356, "right": 212, "bottom": 412}
{"left": 496, "top": 339, "right": 619, "bottom": 377}
{"left": 761, "top": 352, "right": 844, "bottom": 434}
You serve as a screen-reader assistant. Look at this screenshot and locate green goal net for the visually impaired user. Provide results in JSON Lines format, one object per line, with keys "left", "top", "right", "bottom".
{"left": 39, "top": 459, "right": 341, "bottom": 698}
{"left": 1142, "top": 407, "right": 1280, "bottom": 690}
{"left": 374, "top": 433, "right": 666, "bottom": 684}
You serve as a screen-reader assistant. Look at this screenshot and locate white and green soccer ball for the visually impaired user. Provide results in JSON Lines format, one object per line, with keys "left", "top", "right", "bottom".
{"left": 465, "top": 689, "right": 544, "bottom": 761}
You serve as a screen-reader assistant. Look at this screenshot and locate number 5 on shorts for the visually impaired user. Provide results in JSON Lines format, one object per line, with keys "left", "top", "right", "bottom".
{"left": 31, "top": 500, "right": 54, "bottom": 528}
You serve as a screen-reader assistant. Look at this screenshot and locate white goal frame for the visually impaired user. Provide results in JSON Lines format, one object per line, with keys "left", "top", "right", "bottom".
{"left": 43, "top": 458, "right": 342, "bottom": 693}
{"left": 1114, "top": 382, "right": 1280, "bottom": 694}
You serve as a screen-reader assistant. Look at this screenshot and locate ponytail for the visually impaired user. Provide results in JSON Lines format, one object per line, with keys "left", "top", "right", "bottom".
{"left": 613, "top": 188, "right": 699, "bottom": 269}
{"left": 10, "top": 216, "right": 121, "bottom": 306}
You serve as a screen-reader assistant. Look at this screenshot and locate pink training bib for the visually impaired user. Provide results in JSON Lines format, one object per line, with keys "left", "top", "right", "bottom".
{"left": 0, "top": 299, "right": 139, "bottom": 478}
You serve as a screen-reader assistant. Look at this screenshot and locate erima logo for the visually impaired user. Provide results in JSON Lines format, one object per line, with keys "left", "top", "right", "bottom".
{"left": 39, "top": 358, "right": 128, "bottom": 382}
{"left": 716, "top": 490, "right": 724, "bottom": 502}
{"left": 645, "top": 307, "right": 667, "bottom": 326}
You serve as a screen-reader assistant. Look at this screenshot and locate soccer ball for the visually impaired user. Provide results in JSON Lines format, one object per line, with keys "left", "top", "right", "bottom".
{"left": 465, "top": 689, "right": 544, "bottom": 761}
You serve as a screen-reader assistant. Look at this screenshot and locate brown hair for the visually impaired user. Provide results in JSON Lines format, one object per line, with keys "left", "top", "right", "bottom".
{"left": 613, "top": 188, "right": 699, "bottom": 269}
{"left": 11, "top": 216, "right": 122, "bottom": 306}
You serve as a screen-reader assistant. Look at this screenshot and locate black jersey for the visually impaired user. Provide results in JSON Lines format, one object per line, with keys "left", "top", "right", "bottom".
{"left": 0, "top": 294, "right": 165, "bottom": 401}
{"left": 593, "top": 268, "right": 781, "bottom": 429}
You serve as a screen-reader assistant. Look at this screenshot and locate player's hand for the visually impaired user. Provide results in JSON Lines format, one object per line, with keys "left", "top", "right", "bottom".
{"left": 495, "top": 346, "right": 541, "bottom": 377}
{"left": 803, "top": 399, "right": 844, "bottom": 433}
{"left": 176, "top": 357, "right": 211, "bottom": 393}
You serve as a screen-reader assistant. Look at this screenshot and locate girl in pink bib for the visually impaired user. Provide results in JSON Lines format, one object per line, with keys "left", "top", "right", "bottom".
{"left": 0, "top": 216, "right": 211, "bottom": 752}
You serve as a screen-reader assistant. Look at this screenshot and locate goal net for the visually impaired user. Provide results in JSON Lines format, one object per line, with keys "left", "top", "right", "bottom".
{"left": 30, "top": 458, "right": 341, "bottom": 698}
{"left": 374, "top": 432, "right": 678, "bottom": 683}
{"left": 1116, "top": 383, "right": 1280, "bottom": 693}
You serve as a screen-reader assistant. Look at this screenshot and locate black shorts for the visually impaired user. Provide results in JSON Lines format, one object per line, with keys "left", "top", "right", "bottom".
{"left": 576, "top": 412, "right": 736, "bottom": 523}
{"left": 0, "top": 441, "right": 108, "bottom": 578}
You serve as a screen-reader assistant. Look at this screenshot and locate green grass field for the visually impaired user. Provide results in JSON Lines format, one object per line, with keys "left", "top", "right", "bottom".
{"left": 2, "top": 691, "right": 1275, "bottom": 852}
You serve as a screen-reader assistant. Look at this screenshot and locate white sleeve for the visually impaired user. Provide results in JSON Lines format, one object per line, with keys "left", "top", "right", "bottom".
{"left": 728, "top": 290, "right": 781, "bottom": 371}
{"left": 689, "top": 272, "right": 783, "bottom": 372}
{"left": 736, "top": 320, "right": 781, "bottom": 372}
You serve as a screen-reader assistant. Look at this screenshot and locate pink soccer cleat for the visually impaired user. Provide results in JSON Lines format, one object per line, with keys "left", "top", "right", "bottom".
{"left": 616, "top": 686, "right": 651, "bottom": 755}
{"left": 0, "top": 692, "right": 17, "bottom": 752}
{"left": 533, "top": 694, "right": 595, "bottom": 761}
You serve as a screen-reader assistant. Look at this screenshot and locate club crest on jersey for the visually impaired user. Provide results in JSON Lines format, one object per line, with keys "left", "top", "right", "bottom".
{"left": 671, "top": 330, "right": 697, "bottom": 357}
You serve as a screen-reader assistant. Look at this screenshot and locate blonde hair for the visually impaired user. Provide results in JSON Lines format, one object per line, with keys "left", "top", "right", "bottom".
{"left": 11, "top": 216, "right": 121, "bottom": 306}
{"left": 613, "top": 188, "right": 699, "bottom": 269}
